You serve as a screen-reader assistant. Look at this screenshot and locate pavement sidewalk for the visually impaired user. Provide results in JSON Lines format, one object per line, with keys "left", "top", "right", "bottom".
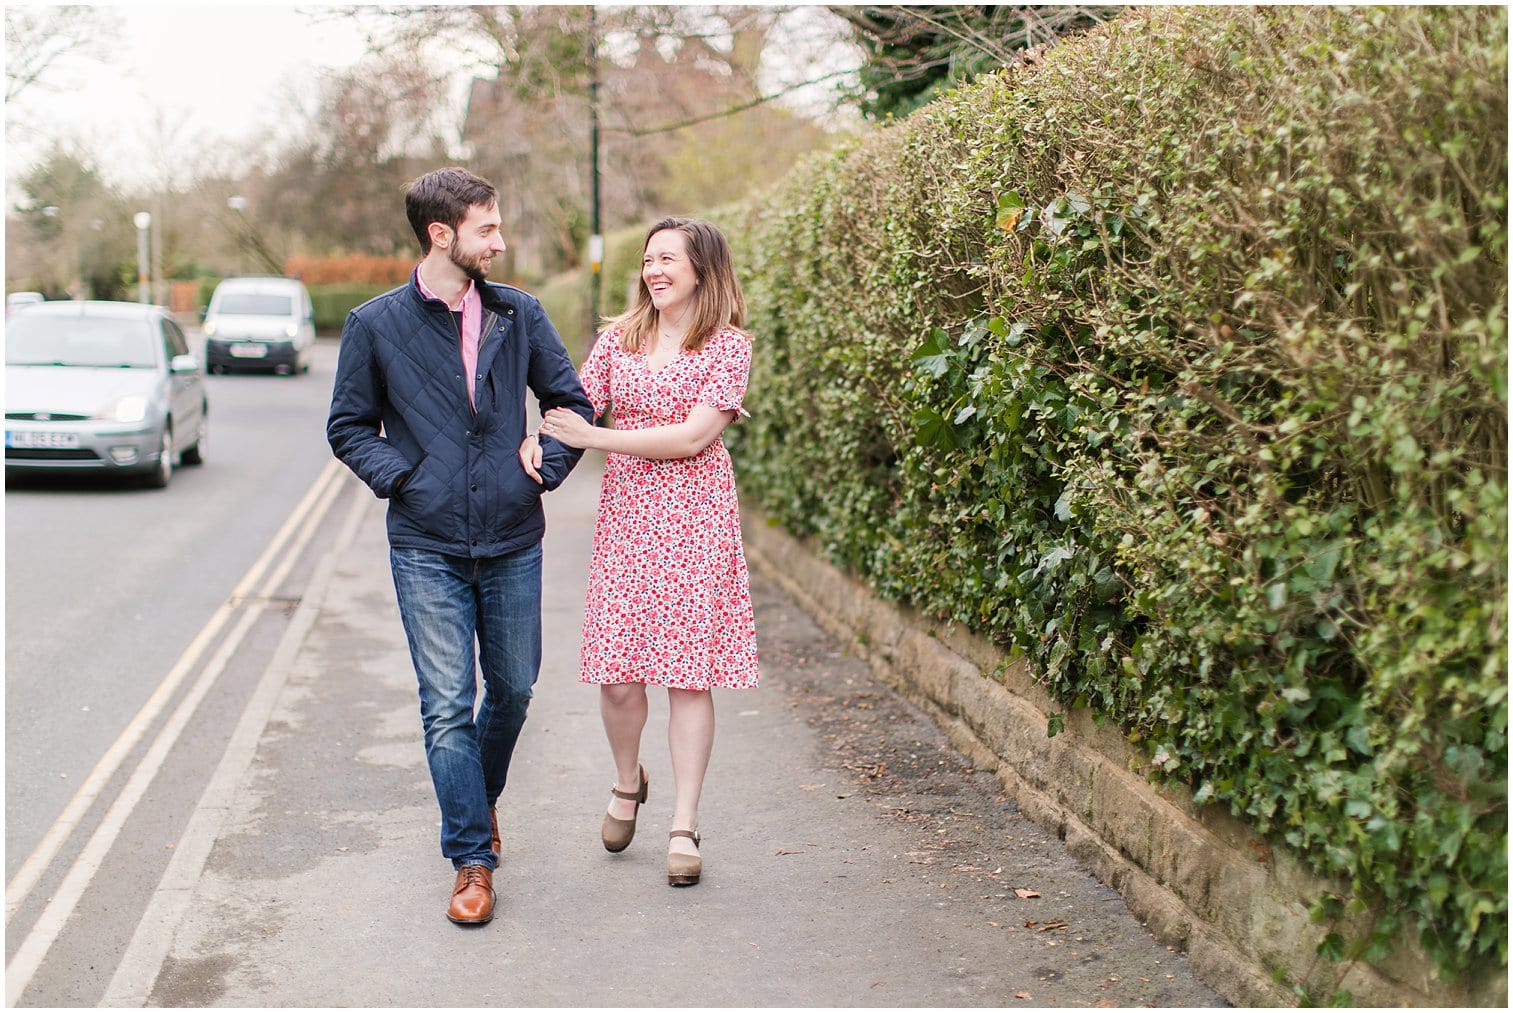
{"left": 103, "top": 454, "right": 1226, "bottom": 1008}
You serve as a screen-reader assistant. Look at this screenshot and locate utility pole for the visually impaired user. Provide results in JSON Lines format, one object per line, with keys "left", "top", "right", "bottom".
{"left": 587, "top": 6, "right": 602, "bottom": 346}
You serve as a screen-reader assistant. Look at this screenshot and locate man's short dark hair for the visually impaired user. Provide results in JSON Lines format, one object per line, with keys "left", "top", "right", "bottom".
{"left": 405, "top": 167, "right": 498, "bottom": 255}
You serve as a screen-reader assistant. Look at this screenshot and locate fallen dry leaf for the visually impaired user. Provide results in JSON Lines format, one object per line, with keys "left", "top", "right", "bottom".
{"left": 1013, "top": 992, "right": 1032, "bottom": 1000}
{"left": 1014, "top": 888, "right": 1041, "bottom": 899}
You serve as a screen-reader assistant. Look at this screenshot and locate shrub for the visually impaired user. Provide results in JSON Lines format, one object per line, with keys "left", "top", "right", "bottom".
{"left": 534, "top": 269, "right": 593, "bottom": 361}
{"left": 725, "top": 5, "right": 1506, "bottom": 983}
{"left": 194, "top": 277, "right": 218, "bottom": 313}
{"left": 310, "top": 284, "right": 394, "bottom": 335}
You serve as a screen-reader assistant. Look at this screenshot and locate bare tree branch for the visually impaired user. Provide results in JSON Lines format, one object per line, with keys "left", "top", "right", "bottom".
{"left": 608, "top": 68, "right": 855, "bottom": 138}
{"left": 4, "top": 6, "right": 119, "bottom": 104}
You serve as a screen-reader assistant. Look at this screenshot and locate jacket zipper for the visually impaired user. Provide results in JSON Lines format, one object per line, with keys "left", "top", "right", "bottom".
{"left": 434, "top": 300, "right": 503, "bottom": 419}
{"left": 442, "top": 307, "right": 477, "bottom": 420}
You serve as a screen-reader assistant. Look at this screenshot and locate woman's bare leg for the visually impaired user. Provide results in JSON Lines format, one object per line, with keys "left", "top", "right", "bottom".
{"left": 601, "top": 683, "right": 648, "bottom": 819}
{"left": 666, "top": 688, "right": 715, "bottom": 855}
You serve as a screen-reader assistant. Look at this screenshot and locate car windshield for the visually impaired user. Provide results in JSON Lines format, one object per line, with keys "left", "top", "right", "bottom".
{"left": 4, "top": 314, "right": 158, "bottom": 368}
{"left": 216, "top": 293, "right": 293, "bottom": 316}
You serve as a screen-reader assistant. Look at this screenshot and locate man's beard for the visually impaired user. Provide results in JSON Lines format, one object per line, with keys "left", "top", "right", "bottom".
{"left": 449, "top": 243, "right": 490, "bottom": 284}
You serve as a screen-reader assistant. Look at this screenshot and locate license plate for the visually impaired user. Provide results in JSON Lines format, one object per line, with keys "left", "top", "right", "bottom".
{"left": 230, "top": 343, "right": 268, "bottom": 358}
{"left": 6, "top": 430, "right": 80, "bottom": 449}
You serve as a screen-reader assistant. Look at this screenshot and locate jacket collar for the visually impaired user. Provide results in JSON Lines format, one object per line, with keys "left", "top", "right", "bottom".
{"left": 409, "top": 267, "right": 516, "bottom": 316}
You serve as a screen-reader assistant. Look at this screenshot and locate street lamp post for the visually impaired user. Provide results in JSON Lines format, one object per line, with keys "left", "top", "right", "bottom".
{"left": 133, "top": 211, "right": 152, "bottom": 304}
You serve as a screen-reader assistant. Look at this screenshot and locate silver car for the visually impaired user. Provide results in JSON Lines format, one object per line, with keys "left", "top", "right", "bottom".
{"left": 202, "top": 276, "right": 316, "bottom": 375}
{"left": 5, "top": 301, "right": 208, "bottom": 488}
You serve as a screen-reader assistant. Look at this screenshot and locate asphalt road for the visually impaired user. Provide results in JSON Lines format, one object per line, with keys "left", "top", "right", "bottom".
{"left": 4, "top": 336, "right": 344, "bottom": 1002}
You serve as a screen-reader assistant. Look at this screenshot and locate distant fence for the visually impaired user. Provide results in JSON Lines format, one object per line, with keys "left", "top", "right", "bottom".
{"left": 169, "top": 281, "right": 200, "bottom": 315}
{"left": 285, "top": 254, "right": 413, "bottom": 287}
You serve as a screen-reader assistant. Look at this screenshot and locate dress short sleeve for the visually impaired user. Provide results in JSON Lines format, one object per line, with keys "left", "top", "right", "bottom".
{"left": 696, "top": 329, "right": 752, "bottom": 418}
{"left": 579, "top": 329, "right": 616, "bottom": 417}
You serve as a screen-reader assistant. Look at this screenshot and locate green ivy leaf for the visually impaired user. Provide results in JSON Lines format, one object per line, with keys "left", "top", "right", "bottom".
{"left": 997, "top": 191, "right": 1028, "bottom": 232}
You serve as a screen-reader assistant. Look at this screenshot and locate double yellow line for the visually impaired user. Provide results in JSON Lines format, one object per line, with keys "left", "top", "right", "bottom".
{"left": 5, "top": 458, "right": 352, "bottom": 1005}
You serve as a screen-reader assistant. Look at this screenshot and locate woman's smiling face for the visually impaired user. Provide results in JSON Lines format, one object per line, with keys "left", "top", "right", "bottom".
{"left": 642, "top": 229, "right": 698, "bottom": 322}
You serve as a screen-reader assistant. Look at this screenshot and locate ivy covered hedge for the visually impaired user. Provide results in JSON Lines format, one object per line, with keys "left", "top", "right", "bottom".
{"left": 722, "top": 5, "right": 1506, "bottom": 982}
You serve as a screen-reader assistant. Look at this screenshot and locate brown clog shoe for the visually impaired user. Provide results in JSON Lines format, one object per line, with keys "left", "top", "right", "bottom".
{"left": 601, "top": 764, "right": 648, "bottom": 853}
{"left": 667, "top": 829, "right": 702, "bottom": 887}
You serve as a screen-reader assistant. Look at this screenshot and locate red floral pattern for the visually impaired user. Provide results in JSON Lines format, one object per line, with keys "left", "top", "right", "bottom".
{"left": 576, "top": 326, "right": 760, "bottom": 690}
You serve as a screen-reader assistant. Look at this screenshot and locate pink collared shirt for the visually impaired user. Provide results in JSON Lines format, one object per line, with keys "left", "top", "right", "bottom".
{"left": 416, "top": 267, "right": 483, "bottom": 408}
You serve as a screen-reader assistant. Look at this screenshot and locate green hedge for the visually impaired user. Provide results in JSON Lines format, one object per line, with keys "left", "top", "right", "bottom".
{"left": 310, "top": 283, "right": 394, "bottom": 335}
{"left": 723, "top": 5, "right": 1506, "bottom": 984}
{"left": 533, "top": 270, "right": 592, "bottom": 361}
{"left": 194, "top": 277, "right": 219, "bottom": 314}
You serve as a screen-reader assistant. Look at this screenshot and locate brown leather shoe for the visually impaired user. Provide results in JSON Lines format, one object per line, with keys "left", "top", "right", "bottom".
{"left": 446, "top": 865, "right": 495, "bottom": 925}
{"left": 489, "top": 807, "right": 501, "bottom": 857}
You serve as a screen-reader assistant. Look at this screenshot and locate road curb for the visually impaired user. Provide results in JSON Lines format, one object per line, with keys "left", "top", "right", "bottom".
{"left": 101, "top": 476, "right": 373, "bottom": 1006}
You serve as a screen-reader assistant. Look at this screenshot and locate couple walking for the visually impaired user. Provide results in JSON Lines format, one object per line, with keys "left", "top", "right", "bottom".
{"left": 327, "top": 167, "right": 759, "bottom": 925}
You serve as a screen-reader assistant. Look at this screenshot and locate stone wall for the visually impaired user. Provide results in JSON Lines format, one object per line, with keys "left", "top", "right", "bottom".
{"left": 743, "top": 510, "right": 1507, "bottom": 1008}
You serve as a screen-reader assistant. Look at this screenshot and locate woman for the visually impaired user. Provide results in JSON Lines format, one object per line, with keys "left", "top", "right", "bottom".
{"left": 522, "top": 217, "right": 759, "bottom": 886}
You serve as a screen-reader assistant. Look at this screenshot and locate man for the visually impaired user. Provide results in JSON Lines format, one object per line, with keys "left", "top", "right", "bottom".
{"left": 328, "top": 167, "right": 592, "bottom": 925}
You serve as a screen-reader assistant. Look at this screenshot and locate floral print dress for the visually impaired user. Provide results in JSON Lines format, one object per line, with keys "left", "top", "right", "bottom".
{"left": 575, "top": 326, "right": 760, "bottom": 690}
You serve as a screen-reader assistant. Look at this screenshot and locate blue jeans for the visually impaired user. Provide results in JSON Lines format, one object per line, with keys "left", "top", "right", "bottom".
{"left": 390, "top": 543, "right": 542, "bottom": 870}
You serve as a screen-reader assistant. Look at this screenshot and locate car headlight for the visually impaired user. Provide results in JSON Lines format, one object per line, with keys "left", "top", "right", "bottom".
{"left": 285, "top": 323, "right": 298, "bottom": 338}
{"left": 204, "top": 322, "right": 217, "bottom": 336}
{"left": 103, "top": 395, "right": 149, "bottom": 423}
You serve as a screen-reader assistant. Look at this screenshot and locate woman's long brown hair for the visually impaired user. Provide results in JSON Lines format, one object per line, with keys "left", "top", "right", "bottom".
{"left": 607, "top": 217, "right": 747, "bottom": 354}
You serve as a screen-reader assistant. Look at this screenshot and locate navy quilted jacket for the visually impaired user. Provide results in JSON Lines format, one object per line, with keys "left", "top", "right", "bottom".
{"left": 327, "top": 270, "right": 592, "bottom": 557}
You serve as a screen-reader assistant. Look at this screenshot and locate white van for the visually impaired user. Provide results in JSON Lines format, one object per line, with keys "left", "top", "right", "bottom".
{"left": 202, "top": 276, "right": 316, "bottom": 375}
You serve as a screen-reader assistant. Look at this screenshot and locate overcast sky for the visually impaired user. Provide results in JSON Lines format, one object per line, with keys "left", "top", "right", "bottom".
{"left": 5, "top": 3, "right": 375, "bottom": 195}
{"left": 5, "top": 2, "right": 857, "bottom": 204}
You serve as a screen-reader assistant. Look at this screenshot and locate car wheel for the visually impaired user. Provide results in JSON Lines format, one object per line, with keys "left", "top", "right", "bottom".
{"left": 181, "top": 407, "right": 207, "bottom": 466}
{"left": 144, "top": 425, "right": 174, "bottom": 488}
